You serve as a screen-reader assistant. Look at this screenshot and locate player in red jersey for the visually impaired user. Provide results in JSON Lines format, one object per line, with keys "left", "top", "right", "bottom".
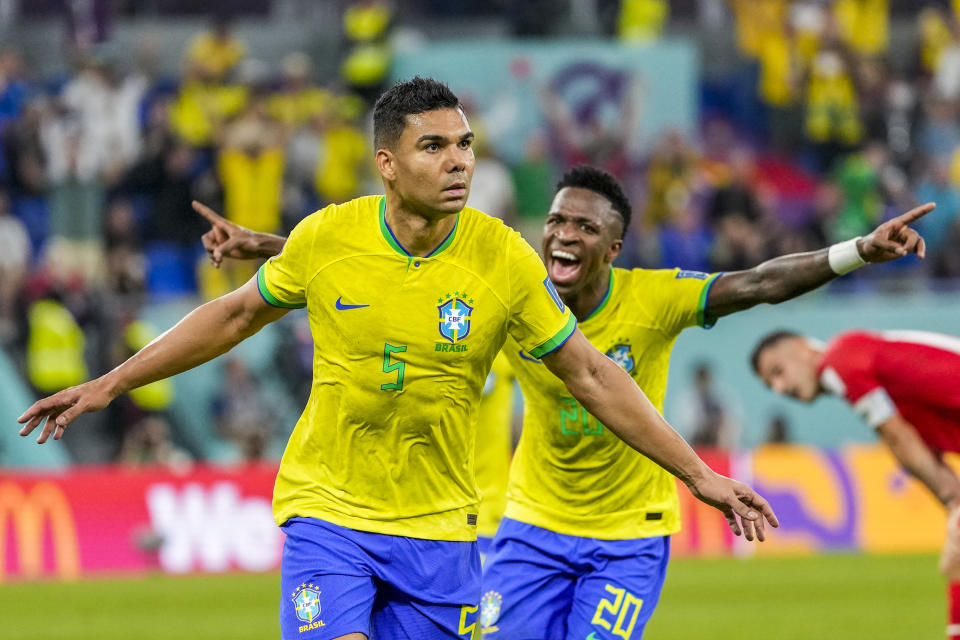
{"left": 752, "top": 329, "right": 960, "bottom": 640}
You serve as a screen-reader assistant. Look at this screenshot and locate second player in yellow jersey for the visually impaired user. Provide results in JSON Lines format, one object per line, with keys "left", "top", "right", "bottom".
{"left": 505, "top": 267, "right": 718, "bottom": 541}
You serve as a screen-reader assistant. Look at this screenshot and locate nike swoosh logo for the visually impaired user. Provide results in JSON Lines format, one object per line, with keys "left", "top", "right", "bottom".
{"left": 335, "top": 297, "right": 370, "bottom": 310}
{"left": 586, "top": 633, "right": 600, "bottom": 640}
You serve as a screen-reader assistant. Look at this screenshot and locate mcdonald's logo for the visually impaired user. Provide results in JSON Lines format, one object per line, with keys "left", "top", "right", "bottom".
{"left": 0, "top": 481, "right": 80, "bottom": 581}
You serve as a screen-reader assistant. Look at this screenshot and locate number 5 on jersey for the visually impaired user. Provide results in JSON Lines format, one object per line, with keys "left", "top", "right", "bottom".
{"left": 381, "top": 343, "right": 407, "bottom": 391}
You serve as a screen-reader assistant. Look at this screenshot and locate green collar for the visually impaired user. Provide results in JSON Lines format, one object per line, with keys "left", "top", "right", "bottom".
{"left": 582, "top": 268, "right": 615, "bottom": 322}
{"left": 378, "top": 196, "right": 459, "bottom": 258}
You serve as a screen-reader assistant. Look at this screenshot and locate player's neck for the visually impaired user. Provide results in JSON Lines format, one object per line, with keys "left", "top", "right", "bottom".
{"left": 565, "top": 268, "right": 612, "bottom": 321}
{"left": 383, "top": 198, "right": 458, "bottom": 257}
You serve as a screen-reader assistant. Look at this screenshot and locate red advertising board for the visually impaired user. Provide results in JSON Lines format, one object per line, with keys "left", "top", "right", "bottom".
{"left": 0, "top": 463, "right": 281, "bottom": 581}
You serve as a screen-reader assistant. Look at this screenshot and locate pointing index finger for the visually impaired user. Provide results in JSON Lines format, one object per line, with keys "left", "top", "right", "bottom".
{"left": 893, "top": 202, "right": 935, "bottom": 226}
{"left": 192, "top": 200, "right": 229, "bottom": 228}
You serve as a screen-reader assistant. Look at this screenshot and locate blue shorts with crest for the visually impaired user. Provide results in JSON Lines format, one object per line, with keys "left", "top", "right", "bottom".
{"left": 480, "top": 518, "right": 670, "bottom": 640}
{"left": 280, "top": 517, "right": 481, "bottom": 640}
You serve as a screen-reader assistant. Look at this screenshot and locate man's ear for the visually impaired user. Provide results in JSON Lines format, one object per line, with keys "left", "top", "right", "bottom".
{"left": 607, "top": 238, "right": 623, "bottom": 264}
{"left": 377, "top": 148, "right": 396, "bottom": 181}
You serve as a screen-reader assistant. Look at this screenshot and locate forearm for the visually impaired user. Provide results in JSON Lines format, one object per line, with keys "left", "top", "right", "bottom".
{"left": 896, "top": 450, "right": 960, "bottom": 506}
{"left": 254, "top": 232, "right": 286, "bottom": 258}
{"left": 102, "top": 289, "right": 273, "bottom": 397}
{"left": 707, "top": 248, "right": 836, "bottom": 319}
{"left": 565, "top": 353, "right": 712, "bottom": 486}
{"left": 884, "top": 427, "right": 960, "bottom": 506}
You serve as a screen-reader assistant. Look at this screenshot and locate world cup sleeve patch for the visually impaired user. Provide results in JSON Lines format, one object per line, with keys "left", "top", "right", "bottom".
{"left": 675, "top": 270, "right": 710, "bottom": 280}
{"left": 543, "top": 277, "right": 565, "bottom": 312}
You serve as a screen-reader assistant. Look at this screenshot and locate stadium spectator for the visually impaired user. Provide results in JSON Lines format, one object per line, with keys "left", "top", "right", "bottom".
{"left": 915, "top": 160, "right": 960, "bottom": 259}
{"left": 465, "top": 136, "right": 516, "bottom": 223}
{"left": 211, "top": 357, "right": 272, "bottom": 443}
{"left": 677, "top": 361, "right": 739, "bottom": 449}
{"left": 118, "top": 414, "right": 192, "bottom": 471}
{"left": 642, "top": 130, "right": 699, "bottom": 230}
{"left": 217, "top": 88, "right": 284, "bottom": 233}
{"left": 102, "top": 198, "right": 145, "bottom": 296}
{"left": 764, "top": 413, "right": 791, "bottom": 444}
{"left": 0, "top": 46, "right": 27, "bottom": 132}
{"left": 804, "top": 46, "right": 862, "bottom": 170}
{"left": 268, "top": 52, "right": 332, "bottom": 132}
{"left": 183, "top": 16, "right": 247, "bottom": 83}
{"left": 311, "top": 98, "right": 369, "bottom": 205}
{"left": 0, "top": 189, "right": 29, "bottom": 344}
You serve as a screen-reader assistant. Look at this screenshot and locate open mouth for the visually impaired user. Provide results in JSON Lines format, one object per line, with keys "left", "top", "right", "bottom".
{"left": 548, "top": 249, "right": 581, "bottom": 285}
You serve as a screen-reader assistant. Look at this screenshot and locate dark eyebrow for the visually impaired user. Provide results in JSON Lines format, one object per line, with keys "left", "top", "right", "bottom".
{"left": 546, "top": 212, "right": 598, "bottom": 225}
{"left": 415, "top": 131, "right": 475, "bottom": 145}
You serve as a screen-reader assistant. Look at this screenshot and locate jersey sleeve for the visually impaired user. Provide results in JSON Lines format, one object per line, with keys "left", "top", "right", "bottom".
{"left": 256, "top": 212, "right": 322, "bottom": 309}
{"left": 506, "top": 238, "right": 576, "bottom": 359}
{"left": 639, "top": 268, "right": 722, "bottom": 333}
{"left": 821, "top": 340, "right": 896, "bottom": 428}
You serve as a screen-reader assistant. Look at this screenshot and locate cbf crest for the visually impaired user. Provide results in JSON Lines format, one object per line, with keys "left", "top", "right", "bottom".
{"left": 480, "top": 590, "right": 503, "bottom": 631}
{"left": 437, "top": 292, "right": 474, "bottom": 343}
{"left": 292, "top": 583, "right": 325, "bottom": 632}
{"left": 606, "top": 342, "right": 635, "bottom": 373}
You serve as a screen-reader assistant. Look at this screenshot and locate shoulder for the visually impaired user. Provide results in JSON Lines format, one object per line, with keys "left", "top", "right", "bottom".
{"left": 459, "top": 207, "right": 535, "bottom": 259}
{"left": 295, "top": 196, "right": 379, "bottom": 233}
{"left": 616, "top": 266, "right": 710, "bottom": 300}
{"left": 824, "top": 331, "right": 876, "bottom": 361}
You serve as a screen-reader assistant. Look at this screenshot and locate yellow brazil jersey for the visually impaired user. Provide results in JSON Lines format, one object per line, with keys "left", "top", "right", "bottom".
{"left": 504, "top": 267, "right": 719, "bottom": 540}
{"left": 258, "top": 195, "right": 575, "bottom": 542}
{"left": 474, "top": 352, "right": 514, "bottom": 538}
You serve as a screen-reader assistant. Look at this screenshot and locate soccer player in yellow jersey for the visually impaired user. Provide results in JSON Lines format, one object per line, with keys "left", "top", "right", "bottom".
{"left": 191, "top": 158, "right": 927, "bottom": 639}
{"left": 21, "top": 78, "right": 779, "bottom": 640}
{"left": 478, "top": 166, "right": 929, "bottom": 639}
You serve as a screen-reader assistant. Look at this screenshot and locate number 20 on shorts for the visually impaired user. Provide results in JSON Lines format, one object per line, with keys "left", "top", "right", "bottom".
{"left": 592, "top": 583, "right": 643, "bottom": 639}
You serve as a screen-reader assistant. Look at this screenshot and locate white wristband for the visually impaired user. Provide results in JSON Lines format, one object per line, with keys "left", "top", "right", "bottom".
{"left": 828, "top": 237, "right": 866, "bottom": 275}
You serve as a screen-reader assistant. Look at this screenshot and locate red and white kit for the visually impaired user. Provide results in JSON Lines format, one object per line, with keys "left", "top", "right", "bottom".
{"left": 818, "top": 330, "right": 960, "bottom": 453}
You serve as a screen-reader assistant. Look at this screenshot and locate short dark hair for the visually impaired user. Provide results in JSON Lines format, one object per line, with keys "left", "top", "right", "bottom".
{"left": 373, "top": 76, "right": 461, "bottom": 150}
{"left": 556, "top": 165, "right": 632, "bottom": 238}
{"left": 750, "top": 330, "right": 802, "bottom": 373}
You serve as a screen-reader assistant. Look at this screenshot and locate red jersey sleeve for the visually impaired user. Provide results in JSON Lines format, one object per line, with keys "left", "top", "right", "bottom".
{"left": 819, "top": 333, "right": 897, "bottom": 428}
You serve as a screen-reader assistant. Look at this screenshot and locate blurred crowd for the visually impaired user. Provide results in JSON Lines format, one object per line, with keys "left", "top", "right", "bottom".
{"left": 4, "top": 0, "right": 960, "bottom": 464}
{"left": 617, "top": 0, "right": 960, "bottom": 285}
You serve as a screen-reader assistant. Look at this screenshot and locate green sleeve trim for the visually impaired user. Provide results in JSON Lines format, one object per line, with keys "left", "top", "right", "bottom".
{"left": 697, "top": 272, "right": 723, "bottom": 329}
{"left": 257, "top": 264, "right": 306, "bottom": 309}
{"left": 529, "top": 314, "right": 577, "bottom": 359}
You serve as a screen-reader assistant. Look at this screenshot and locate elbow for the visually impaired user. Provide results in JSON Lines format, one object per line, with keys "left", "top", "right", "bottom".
{"left": 564, "top": 355, "right": 606, "bottom": 403}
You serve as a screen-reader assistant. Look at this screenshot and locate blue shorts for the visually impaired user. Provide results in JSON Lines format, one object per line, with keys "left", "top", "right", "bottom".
{"left": 480, "top": 518, "right": 670, "bottom": 640}
{"left": 279, "top": 517, "right": 481, "bottom": 640}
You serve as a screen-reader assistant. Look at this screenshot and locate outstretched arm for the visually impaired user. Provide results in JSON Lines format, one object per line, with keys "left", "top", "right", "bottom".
{"left": 194, "top": 201, "right": 286, "bottom": 267}
{"left": 18, "top": 277, "right": 289, "bottom": 443}
{"left": 705, "top": 202, "right": 934, "bottom": 323}
{"left": 541, "top": 329, "right": 779, "bottom": 540}
{"left": 877, "top": 413, "right": 960, "bottom": 509}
